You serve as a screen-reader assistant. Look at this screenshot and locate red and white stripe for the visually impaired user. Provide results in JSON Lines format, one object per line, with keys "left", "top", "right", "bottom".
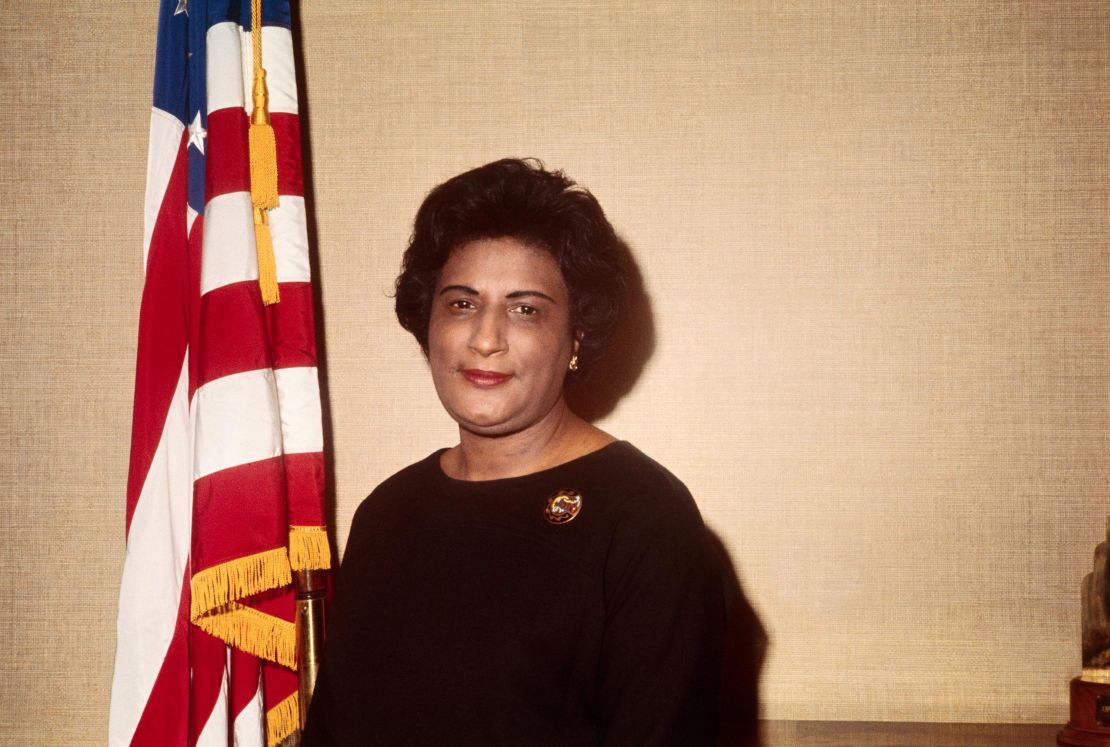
{"left": 110, "top": 17, "right": 319, "bottom": 746}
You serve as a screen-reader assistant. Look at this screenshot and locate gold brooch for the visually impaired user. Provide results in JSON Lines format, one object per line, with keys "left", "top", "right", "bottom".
{"left": 544, "top": 489, "right": 582, "bottom": 525}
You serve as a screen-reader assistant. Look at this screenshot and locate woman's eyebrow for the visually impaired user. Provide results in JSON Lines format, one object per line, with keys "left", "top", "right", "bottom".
{"left": 506, "top": 290, "right": 557, "bottom": 304}
{"left": 438, "top": 284, "right": 478, "bottom": 296}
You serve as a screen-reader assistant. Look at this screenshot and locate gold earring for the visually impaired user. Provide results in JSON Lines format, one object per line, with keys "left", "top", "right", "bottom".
{"left": 568, "top": 354, "right": 579, "bottom": 372}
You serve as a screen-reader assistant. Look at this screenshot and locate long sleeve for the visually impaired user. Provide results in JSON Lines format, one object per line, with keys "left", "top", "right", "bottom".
{"left": 301, "top": 498, "right": 376, "bottom": 747}
{"left": 596, "top": 485, "right": 726, "bottom": 746}
{"left": 300, "top": 663, "right": 337, "bottom": 746}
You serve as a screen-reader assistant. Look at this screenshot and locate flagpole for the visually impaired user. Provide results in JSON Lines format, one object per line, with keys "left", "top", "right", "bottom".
{"left": 294, "top": 568, "right": 327, "bottom": 726}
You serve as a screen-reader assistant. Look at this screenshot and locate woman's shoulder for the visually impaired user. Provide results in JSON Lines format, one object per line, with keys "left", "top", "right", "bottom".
{"left": 589, "top": 441, "right": 693, "bottom": 500}
{"left": 372, "top": 450, "right": 445, "bottom": 496}
{"left": 349, "top": 450, "right": 445, "bottom": 524}
{"left": 595, "top": 444, "right": 720, "bottom": 602}
{"left": 579, "top": 441, "right": 704, "bottom": 532}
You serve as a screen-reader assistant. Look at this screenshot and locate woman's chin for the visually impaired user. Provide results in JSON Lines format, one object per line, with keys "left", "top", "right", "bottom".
{"left": 456, "top": 416, "right": 522, "bottom": 438}
{"left": 444, "top": 390, "right": 567, "bottom": 439}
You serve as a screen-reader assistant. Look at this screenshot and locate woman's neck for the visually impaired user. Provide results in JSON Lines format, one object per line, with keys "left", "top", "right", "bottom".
{"left": 442, "top": 400, "right": 614, "bottom": 481}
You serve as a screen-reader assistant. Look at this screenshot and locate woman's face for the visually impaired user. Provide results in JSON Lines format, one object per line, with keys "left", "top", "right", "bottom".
{"left": 428, "top": 237, "right": 578, "bottom": 438}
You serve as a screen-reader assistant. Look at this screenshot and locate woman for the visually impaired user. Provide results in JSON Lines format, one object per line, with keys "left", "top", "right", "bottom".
{"left": 304, "top": 159, "right": 725, "bottom": 746}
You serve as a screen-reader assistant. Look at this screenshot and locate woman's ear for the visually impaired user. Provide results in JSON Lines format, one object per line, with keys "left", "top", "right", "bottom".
{"left": 573, "top": 330, "right": 584, "bottom": 356}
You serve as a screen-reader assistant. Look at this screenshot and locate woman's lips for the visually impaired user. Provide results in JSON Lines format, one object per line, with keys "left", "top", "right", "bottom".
{"left": 461, "top": 369, "right": 512, "bottom": 387}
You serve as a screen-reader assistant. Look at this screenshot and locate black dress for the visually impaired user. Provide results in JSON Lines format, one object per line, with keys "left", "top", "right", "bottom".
{"left": 303, "top": 441, "right": 725, "bottom": 746}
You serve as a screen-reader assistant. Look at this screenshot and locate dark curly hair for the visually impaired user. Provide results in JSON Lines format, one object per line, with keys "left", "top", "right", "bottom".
{"left": 395, "top": 158, "right": 629, "bottom": 378}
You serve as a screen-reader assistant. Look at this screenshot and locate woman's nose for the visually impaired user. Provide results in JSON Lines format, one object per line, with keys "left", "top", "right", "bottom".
{"left": 468, "top": 308, "right": 507, "bottom": 356}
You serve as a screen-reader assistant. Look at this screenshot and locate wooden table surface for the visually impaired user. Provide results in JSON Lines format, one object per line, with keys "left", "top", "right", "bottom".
{"left": 758, "top": 720, "right": 1063, "bottom": 746}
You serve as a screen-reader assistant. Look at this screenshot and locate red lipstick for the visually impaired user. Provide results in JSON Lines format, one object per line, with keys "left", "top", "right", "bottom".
{"left": 461, "top": 369, "right": 512, "bottom": 387}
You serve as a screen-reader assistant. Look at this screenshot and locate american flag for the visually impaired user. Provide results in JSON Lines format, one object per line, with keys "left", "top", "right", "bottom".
{"left": 109, "top": 1, "right": 330, "bottom": 744}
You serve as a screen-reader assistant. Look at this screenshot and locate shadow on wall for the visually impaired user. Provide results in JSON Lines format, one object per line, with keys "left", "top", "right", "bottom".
{"left": 708, "top": 527, "right": 768, "bottom": 747}
{"left": 565, "top": 235, "right": 656, "bottom": 421}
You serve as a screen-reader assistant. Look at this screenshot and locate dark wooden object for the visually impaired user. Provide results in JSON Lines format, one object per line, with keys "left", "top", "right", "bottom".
{"left": 1058, "top": 517, "right": 1110, "bottom": 746}
{"left": 1082, "top": 518, "right": 1110, "bottom": 673}
{"left": 1058, "top": 678, "right": 1110, "bottom": 746}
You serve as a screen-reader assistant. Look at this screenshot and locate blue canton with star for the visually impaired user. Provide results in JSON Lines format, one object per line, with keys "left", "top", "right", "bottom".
{"left": 151, "top": 0, "right": 293, "bottom": 215}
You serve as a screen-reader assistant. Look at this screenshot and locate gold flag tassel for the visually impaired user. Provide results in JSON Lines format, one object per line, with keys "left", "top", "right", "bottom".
{"left": 255, "top": 207, "right": 280, "bottom": 305}
{"left": 250, "top": 0, "right": 280, "bottom": 305}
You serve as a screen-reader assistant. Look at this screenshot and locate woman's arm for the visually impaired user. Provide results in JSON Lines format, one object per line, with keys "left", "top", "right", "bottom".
{"left": 596, "top": 489, "right": 727, "bottom": 746}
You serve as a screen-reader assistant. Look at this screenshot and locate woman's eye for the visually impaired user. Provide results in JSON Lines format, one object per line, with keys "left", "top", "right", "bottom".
{"left": 448, "top": 299, "right": 475, "bottom": 310}
{"left": 512, "top": 304, "right": 538, "bottom": 316}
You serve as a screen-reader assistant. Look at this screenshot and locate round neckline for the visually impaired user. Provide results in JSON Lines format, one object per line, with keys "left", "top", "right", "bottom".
{"left": 429, "top": 440, "right": 630, "bottom": 488}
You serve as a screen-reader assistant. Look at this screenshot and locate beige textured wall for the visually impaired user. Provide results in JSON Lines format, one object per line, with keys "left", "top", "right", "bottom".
{"left": 1, "top": 1, "right": 1107, "bottom": 742}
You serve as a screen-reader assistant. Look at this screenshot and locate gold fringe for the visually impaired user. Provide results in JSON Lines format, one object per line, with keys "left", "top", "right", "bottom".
{"left": 272, "top": 732, "right": 302, "bottom": 747}
{"left": 194, "top": 601, "right": 297, "bottom": 669}
{"left": 254, "top": 208, "right": 280, "bottom": 306}
{"left": 266, "top": 691, "right": 301, "bottom": 747}
{"left": 289, "top": 525, "right": 332, "bottom": 571}
{"left": 190, "top": 546, "right": 291, "bottom": 620}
